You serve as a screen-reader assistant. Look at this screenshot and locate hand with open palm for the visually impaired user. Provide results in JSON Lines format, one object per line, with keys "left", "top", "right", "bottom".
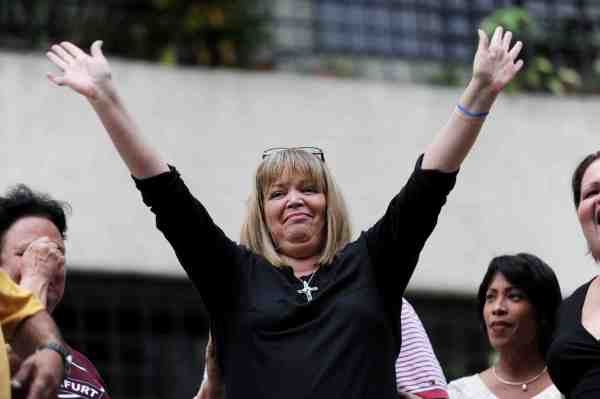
{"left": 46, "top": 40, "right": 113, "bottom": 100}
{"left": 473, "top": 26, "right": 524, "bottom": 94}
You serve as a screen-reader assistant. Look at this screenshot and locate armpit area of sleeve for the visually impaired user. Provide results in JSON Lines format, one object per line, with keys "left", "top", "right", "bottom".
{"left": 132, "top": 165, "right": 181, "bottom": 206}
{"left": 0, "top": 272, "right": 45, "bottom": 340}
{"left": 412, "top": 154, "right": 458, "bottom": 195}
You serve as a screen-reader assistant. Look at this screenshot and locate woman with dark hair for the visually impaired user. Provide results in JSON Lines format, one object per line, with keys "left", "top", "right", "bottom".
{"left": 47, "top": 27, "right": 523, "bottom": 398}
{"left": 0, "top": 184, "right": 112, "bottom": 399}
{"left": 449, "top": 253, "right": 562, "bottom": 399}
{"left": 546, "top": 152, "right": 600, "bottom": 398}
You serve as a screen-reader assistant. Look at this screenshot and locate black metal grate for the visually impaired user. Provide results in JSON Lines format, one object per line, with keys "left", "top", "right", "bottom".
{"left": 53, "top": 271, "right": 210, "bottom": 399}
{"left": 53, "top": 271, "right": 487, "bottom": 398}
{"left": 272, "top": 0, "right": 600, "bottom": 65}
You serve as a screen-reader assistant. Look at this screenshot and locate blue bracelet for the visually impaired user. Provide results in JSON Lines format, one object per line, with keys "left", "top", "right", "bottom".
{"left": 456, "top": 103, "right": 489, "bottom": 118}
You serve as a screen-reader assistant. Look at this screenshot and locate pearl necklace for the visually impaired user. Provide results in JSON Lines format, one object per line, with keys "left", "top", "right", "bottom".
{"left": 492, "top": 366, "right": 547, "bottom": 392}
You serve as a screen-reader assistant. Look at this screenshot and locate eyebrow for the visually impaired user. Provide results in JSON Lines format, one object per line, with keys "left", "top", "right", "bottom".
{"left": 268, "top": 182, "right": 287, "bottom": 190}
{"left": 583, "top": 181, "right": 600, "bottom": 194}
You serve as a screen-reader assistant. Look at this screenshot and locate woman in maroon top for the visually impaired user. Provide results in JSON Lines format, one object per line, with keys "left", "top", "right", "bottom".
{"left": 0, "top": 185, "right": 111, "bottom": 399}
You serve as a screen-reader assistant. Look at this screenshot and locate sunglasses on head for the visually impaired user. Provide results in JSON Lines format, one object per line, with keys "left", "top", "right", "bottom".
{"left": 261, "top": 146, "right": 325, "bottom": 162}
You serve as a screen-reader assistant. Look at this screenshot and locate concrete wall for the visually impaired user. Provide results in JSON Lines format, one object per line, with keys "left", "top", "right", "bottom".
{"left": 1, "top": 50, "right": 597, "bottom": 295}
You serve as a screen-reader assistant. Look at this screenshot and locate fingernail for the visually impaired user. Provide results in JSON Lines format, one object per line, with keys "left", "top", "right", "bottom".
{"left": 11, "top": 379, "right": 22, "bottom": 389}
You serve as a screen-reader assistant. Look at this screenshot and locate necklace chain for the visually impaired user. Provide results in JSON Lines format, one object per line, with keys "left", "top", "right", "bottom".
{"left": 304, "top": 268, "right": 318, "bottom": 286}
{"left": 492, "top": 366, "right": 547, "bottom": 392}
{"left": 296, "top": 266, "right": 320, "bottom": 302}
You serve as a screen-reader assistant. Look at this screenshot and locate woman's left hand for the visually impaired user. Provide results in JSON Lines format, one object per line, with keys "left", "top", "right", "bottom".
{"left": 472, "top": 26, "right": 524, "bottom": 94}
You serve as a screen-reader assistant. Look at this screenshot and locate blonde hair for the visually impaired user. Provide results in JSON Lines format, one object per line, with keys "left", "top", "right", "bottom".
{"left": 240, "top": 149, "right": 352, "bottom": 267}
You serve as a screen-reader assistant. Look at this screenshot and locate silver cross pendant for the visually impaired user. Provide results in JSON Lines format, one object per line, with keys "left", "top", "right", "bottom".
{"left": 297, "top": 280, "right": 318, "bottom": 302}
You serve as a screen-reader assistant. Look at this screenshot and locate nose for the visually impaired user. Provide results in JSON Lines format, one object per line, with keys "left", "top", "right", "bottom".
{"left": 491, "top": 298, "right": 507, "bottom": 315}
{"left": 286, "top": 190, "right": 304, "bottom": 208}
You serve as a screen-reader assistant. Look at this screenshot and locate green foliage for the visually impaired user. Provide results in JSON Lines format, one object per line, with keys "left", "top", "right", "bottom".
{"left": 481, "top": 6, "right": 537, "bottom": 38}
{"left": 2, "top": 0, "right": 271, "bottom": 69}
{"left": 481, "top": 7, "right": 600, "bottom": 94}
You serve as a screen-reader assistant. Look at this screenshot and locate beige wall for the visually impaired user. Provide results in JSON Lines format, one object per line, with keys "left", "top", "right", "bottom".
{"left": 1, "top": 50, "right": 597, "bottom": 295}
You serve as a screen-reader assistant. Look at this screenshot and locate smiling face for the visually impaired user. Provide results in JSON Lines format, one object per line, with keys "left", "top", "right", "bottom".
{"left": 578, "top": 159, "right": 600, "bottom": 260}
{"left": 483, "top": 272, "right": 538, "bottom": 352}
{"left": 263, "top": 170, "right": 327, "bottom": 260}
{"left": 0, "top": 216, "right": 66, "bottom": 313}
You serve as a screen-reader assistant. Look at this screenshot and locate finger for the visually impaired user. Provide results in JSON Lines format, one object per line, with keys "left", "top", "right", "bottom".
{"left": 514, "top": 59, "right": 524, "bottom": 73}
{"left": 502, "top": 30, "right": 512, "bottom": 50}
{"left": 491, "top": 26, "right": 503, "bottom": 47}
{"left": 477, "top": 29, "right": 489, "bottom": 52}
{"left": 26, "top": 379, "right": 51, "bottom": 399}
{"left": 61, "top": 41, "right": 88, "bottom": 60}
{"left": 12, "top": 360, "right": 33, "bottom": 391}
{"left": 8, "top": 346, "right": 24, "bottom": 375}
{"left": 50, "top": 44, "right": 75, "bottom": 64}
{"left": 46, "top": 51, "right": 67, "bottom": 71}
{"left": 30, "top": 236, "right": 52, "bottom": 246}
{"left": 46, "top": 73, "right": 65, "bottom": 86}
{"left": 508, "top": 40, "right": 523, "bottom": 60}
{"left": 90, "top": 40, "right": 105, "bottom": 60}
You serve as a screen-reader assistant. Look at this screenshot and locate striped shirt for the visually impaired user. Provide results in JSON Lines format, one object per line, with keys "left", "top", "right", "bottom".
{"left": 396, "top": 298, "right": 448, "bottom": 399}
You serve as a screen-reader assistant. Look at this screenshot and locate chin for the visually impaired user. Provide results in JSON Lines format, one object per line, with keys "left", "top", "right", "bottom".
{"left": 488, "top": 335, "right": 512, "bottom": 350}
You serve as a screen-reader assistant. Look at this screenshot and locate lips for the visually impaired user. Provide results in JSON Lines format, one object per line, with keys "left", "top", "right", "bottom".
{"left": 284, "top": 212, "right": 311, "bottom": 223}
{"left": 489, "top": 320, "right": 512, "bottom": 332}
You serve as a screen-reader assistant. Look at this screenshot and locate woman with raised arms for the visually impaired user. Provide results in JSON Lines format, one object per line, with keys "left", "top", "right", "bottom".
{"left": 46, "top": 27, "right": 523, "bottom": 398}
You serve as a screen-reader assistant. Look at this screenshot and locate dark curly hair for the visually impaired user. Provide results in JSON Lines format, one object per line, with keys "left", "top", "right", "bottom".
{"left": 0, "top": 184, "right": 70, "bottom": 250}
{"left": 477, "top": 253, "right": 562, "bottom": 357}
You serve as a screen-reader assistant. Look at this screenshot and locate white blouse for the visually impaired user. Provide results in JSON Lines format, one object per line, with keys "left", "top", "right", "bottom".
{"left": 448, "top": 374, "right": 563, "bottom": 399}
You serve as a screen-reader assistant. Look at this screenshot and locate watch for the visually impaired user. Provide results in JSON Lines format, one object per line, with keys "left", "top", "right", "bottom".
{"left": 38, "top": 342, "right": 73, "bottom": 375}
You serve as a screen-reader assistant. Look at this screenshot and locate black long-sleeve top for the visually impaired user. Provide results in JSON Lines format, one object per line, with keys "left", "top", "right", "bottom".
{"left": 548, "top": 279, "right": 600, "bottom": 398}
{"left": 134, "top": 155, "right": 457, "bottom": 399}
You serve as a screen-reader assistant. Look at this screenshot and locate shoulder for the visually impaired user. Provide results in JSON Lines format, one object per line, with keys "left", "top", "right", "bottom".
{"left": 535, "top": 384, "right": 563, "bottom": 399}
{"left": 448, "top": 374, "right": 489, "bottom": 399}
{"left": 448, "top": 374, "right": 479, "bottom": 389}
{"left": 559, "top": 279, "right": 594, "bottom": 313}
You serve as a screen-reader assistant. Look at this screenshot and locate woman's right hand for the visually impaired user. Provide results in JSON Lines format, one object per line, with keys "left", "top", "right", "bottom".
{"left": 21, "top": 237, "right": 65, "bottom": 283}
{"left": 46, "top": 41, "right": 113, "bottom": 101}
{"left": 46, "top": 39, "right": 168, "bottom": 178}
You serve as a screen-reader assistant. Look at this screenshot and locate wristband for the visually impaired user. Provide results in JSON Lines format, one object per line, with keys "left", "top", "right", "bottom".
{"left": 456, "top": 103, "right": 489, "bottom": 118}
{"left": 38, "top": 342, "right": 72, "bottom": 375}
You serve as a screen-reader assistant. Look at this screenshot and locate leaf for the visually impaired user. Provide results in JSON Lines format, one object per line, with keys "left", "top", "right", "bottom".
{"left": 524, "top": 68, "right": 541, "bottom": 89}
{"left": 159, "top": 46, "right": 177, "bottom": 65}
{"left": 558, "top": 67, "right": 581, "bottom": 86}
{"left": 547, "top": 78, "right": 565, "bottom": 95}
{"left": 480, "top": 7, "right": 534, "bottom": 35}
{"left": 533, "top": 57, "right": 553, "bottom": 74}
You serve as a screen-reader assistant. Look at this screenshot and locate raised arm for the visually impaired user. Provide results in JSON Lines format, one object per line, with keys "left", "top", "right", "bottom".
{"left": 46, "top": 41, "right": 168, "bottom": 178}
{"left": 422, "top": 26, "right": 523, "bottom": 172}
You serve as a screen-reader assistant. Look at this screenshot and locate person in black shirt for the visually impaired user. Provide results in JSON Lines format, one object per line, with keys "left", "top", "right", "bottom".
{"left": 547, "top": 153, "right": 600, "bottom": 398}
{"left": 46, "top": 27, "right": 523, "bottom": 398}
